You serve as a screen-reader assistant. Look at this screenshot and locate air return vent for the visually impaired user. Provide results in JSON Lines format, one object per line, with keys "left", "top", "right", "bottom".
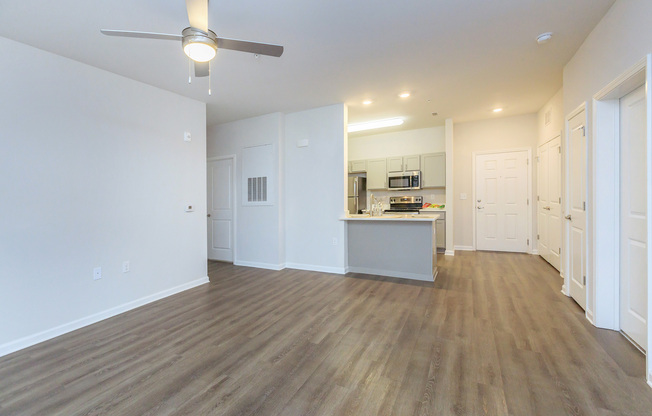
{"left": 247, "top": 176, "right": 268, "bottom": 202}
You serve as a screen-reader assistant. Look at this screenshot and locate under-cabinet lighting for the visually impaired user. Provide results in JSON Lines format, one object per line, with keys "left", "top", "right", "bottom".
{"left": 347, "top": 117, "right": 404, "bottom": 133}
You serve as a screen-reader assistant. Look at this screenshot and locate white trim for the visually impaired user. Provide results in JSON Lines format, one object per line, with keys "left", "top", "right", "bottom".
{"left": 347, "top": 266, "right": 433, "bottom": 282}
{"left": 285, "top": 263, "right": 346, "bottom": 275}
{"left": 472, "top": 147, "right": 532, "bottom": 253}
{"left": 234, "top": 260, "right": 285, "bottom": 271}
{"left": 444, "top": 249, "right": 455, "bottom": 256}
{"left": 0, "top": 276, "right": 209, "bottom": 358}
{"left": 454, "top": 245, "right": 475, "bottom": 251}
{"left": 207, "top": 155, "right": 237, "bottom": 263}
{"left": 531, "top": 249, "right": 539, "bottom": 255}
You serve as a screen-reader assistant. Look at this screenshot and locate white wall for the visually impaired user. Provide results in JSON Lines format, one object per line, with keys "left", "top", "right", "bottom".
{"left": 207, "top": 113, "right": 285, "bottom": 269}
{"left": 0, "top": 37, "right": 208, "bottom": 355}
{"left": 562, "top": 0, "right": 652, "bottom": 382}
{"left": 538, "top": 88, "right": 564, "bottom": 146}
{"left": 285, "top": 104, "right": 347, "bottom": 273}
{"left": 453, "top": 114, "right": 538, "bottom": 250}
{"left": 348, "top": 126, "right": 446, "bottom": 160}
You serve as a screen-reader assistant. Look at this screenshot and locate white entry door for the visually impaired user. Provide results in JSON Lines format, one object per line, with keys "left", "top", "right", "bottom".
{"left": 207, "top": 157, "right": 235, "bottom": 262}
{"left": 567, "top": 110, "right": 587, "bottom": 310}
{"left": 620, "top": 85, "right": 648, "bottom": 351}
{"left": 476, "top": 151, "right": 529, "bottom": 252}
{"left": 537, "top": 136, "right": 562, "bottom": 270}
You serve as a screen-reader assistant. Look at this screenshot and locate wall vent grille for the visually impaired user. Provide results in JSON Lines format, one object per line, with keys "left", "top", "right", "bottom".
{"left": 247, "top": 177, "right": 268, "bottom": 202}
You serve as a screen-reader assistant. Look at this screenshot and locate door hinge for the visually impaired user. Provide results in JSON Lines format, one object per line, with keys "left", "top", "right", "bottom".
{"left": 582, "top": 275, "right": 586, "bottom": 285}
{"left": 559, "top": 197, "right": 561, "bottom": 203}
{"left": 537, "top": 234, "right": 540, "bottom": 240}
{"left": 527, "top": 158, "right": 529, "bottom": 165}
{"left": 537, "top": 195, "right": 540, "bottom": 201}
{"left": 558, "top": 146, "right": 561, "bottom": 153}
{"left": 527, "top": 238, "right": 530, "bottom": 245}
{"left": 558, "top": 247, "right": 561, "bottom": 254}
{"left": 527, "top": 198, "right": 529, "bottom": 205}
{"left": 583, "top": 201, "right": 586, "bottom": 211}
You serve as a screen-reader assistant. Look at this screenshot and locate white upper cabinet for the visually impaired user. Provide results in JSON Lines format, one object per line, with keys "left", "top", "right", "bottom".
{"left": 387, "top": 155, "right": 420, "bottom": 172}
{"left": 404, "top": 155, "right": 420, "bottom": 171}
{"left": 387, "top": 157, "right": 404, "bottom": 172}
{"left": 421, "top": 152, "right": 445, "bottom": 188}
{"left": 367, "top": 158, "right": 388, "bottom": 189}
{"left": 349, "top": 160, "right": 367, "bottom": 173}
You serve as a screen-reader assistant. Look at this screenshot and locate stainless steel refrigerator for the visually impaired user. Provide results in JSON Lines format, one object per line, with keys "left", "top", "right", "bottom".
{"left": 347, "top": 176, "right": 367, "bottom": 214}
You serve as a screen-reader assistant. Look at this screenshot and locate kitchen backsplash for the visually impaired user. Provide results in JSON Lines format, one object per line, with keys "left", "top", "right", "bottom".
{"left": 366, "top": 188, "right": 446, "bottom": 210}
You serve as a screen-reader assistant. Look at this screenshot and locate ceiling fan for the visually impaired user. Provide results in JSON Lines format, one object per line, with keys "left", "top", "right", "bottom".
{"left": 101, "top": 0, "right": 284, "bottom": 78}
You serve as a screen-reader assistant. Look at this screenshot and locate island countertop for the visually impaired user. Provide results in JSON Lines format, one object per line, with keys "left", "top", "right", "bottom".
{"left": 340, "top": 214, "right": 440, "bottom": 222}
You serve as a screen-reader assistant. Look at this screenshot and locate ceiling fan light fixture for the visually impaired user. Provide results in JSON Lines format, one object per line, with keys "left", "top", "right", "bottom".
{"left": 182, "top": 27, "right": 218, "bottom": 62}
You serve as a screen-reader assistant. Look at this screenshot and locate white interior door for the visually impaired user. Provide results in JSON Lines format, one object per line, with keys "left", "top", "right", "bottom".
{"left": 476, "top": 151, "right": 529, "bottom": 252}
{"left": 207, "top": 157, "right": 235, "bottom": 262}
{"left": 620, "top": 85, "right": 648, "bottom": 351}
{"left": 537, "top": 136, "right": 562, "bottom": 270}
{"left": 568, "top": 111, "right": 587, "bottom": 310}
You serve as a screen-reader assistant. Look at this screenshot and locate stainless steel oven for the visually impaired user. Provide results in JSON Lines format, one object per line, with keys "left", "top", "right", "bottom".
{"left": 388, "top": 171, "right": 421, "bottom": 190}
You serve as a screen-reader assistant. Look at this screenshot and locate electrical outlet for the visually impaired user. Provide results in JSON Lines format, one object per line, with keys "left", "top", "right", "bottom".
{"left": 93, "top": 267, "right": 102, "bottom": 280}
{"left": 332, "top": 238, "right": 338, "bottom": 246}
{"left": 122, "top": 261, "right": 130, "bottom": 273}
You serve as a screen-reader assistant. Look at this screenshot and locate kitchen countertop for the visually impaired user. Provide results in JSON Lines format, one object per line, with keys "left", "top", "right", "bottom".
{"left": 341, "top": 214, "right": 440, "bottom": 222}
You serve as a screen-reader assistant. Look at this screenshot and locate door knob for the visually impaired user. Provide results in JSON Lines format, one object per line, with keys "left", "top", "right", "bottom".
{"left": 477, "top": 206, "right": 484, "bottom": 210}
{"left": 207, "top": 214, "right": 211, "bottom": 217}
{"left": 565, "top": 214, "right": 571, "bottom": 220}
{"left": 544, "top": 206, "right": 551, "bottom": 210}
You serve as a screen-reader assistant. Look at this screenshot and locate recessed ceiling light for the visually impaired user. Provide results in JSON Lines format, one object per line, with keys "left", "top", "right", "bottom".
{"left": 399, "top": 92, "right": 411, "bottom": 98}
{"left": 493, "top": 108, "right": 503, "bottom": 113}
{"left": 363, "top": 100, "right": 373, "bottom": 105}
{"left": 536, "top": 32, "right": 553, "bottom": 44}
{"left": 348, "top": 117, "right": 404, "bottom": 133}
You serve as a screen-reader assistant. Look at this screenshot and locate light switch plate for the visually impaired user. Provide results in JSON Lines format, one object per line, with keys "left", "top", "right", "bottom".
{"left": 184, "top": 131, "right": 191, "bottom": 142}
{"left": 460, "top": 193, "right": 467, "bottom": 200}
{"left": 93, "top": 267, "right": 102, "bottom": 280}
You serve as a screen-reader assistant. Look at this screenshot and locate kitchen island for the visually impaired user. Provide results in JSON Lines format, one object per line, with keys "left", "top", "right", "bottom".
{"left": 342, "top": 214, "right": 440, "bottom": 282}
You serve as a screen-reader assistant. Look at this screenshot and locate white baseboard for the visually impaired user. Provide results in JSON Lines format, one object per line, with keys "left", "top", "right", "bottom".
{"left": 285, "top": 263, "right": 346, "bottom": 275}
{"left": 0, "top": 276, "right": 209, "bottom": 358}
{"left": 347, "top": 266, "right": 433, "bottom": 282}
{"left": 647, "top": 378, "right": 652, "bottom": 390}
{"left": 530, "top": 249, "right": 539, "bottom": 255}
{"left": 444, "top": 249, "right": 455, "bottom": 256}
{"left": 586, "top": 309, "right": 595, "bottom": 325}
{"left": 234, "top": 260, "right": 285, "bottom": 271}
{"left": 454, "top": 245, "right": 475, "bottom": 251}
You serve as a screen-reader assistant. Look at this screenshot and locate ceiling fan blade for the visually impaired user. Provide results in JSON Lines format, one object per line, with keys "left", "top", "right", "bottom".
{"left": 186, "top": 0, "right": 209, "bottom": 32}
{"left": 100, "top": 29, "right": 182, "bottom": 41}
{"left": 194, "top": 61, "right": 210, "bottom": 77}
{"left": 217, "top": 37, "right": 284, "bottom": 57}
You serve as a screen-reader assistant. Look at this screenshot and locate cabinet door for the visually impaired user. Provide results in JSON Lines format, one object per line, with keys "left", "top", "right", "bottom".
{"left": 421, "top": 153, "right": 446, "bottom": 187}
{"left": 367, "top": 158, "right": 388, "bottom": 189}
{"left": 387, "top": 157, "right": 403, "bottom": 172}
{"left": 404, "top": 155, "right": 420, "bottom": 171}
{"left": 349, "top": 160, "right": 367, "bottom": 173}
{"left": 435, "top": 219, "right": 446, "bottom": 249}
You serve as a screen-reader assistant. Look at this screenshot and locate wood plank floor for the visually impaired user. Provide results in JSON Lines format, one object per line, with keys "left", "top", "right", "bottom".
{"left": 1, "top": 251, "right": 652, "bottom": 415}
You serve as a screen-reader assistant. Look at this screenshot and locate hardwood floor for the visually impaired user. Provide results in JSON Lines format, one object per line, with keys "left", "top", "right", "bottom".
{"left": 1, "top": 252, "right": 652, "bottom": 415}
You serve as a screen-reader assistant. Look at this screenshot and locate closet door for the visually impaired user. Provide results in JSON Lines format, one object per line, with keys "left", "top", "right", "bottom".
{"left": 537, "top": 136, "right": 562, "bottom": 271}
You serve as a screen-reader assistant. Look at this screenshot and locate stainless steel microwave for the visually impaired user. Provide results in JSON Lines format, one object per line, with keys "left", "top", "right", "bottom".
{"left": 388, "top": 171, "right": 421, "bottom": 190}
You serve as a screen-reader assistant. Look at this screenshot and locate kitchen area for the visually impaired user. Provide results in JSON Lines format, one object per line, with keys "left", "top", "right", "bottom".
{"left": 343, "top": 125, "right": 450, "bottom": 282}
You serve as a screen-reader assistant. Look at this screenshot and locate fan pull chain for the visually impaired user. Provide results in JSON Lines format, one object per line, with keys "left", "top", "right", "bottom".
{"left": 188, "top": 58, "right": 192, "bottom": 84}
{"left": 208, "top": 61, "right": 212, "bottom": 96}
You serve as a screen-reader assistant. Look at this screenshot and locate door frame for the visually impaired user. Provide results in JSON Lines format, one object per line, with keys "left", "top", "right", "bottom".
{"left": 207, "top": 155, "right": 238, "bottom": 262}
{"left": 472, "top": 147, "right": 533, "bottom": 252}
{"left": 591, "top": 55, "right": 652, "bottom": 384}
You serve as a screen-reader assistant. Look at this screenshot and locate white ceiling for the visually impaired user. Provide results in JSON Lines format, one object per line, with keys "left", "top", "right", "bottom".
{"left": 0, "top": 0, "right": 616, "bottom": 132}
